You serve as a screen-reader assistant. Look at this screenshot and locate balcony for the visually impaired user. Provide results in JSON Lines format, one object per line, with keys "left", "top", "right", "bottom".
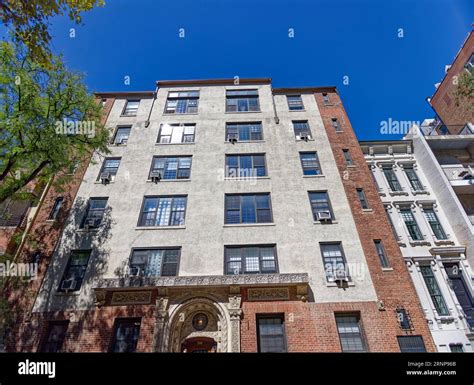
{"left": 442, "top": 164, "right": 474, "bottom": 189}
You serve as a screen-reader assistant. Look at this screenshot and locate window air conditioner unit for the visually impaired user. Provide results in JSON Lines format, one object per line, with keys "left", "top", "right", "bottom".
{"left": 333, "top": 269, "right": 349, "bottom": 284}
{"left": 60, "top": 279, "right": 77, "bottom": 292}
{"left": 150, "top": 171, "right": 162, "bottom": 183}
{"left": 228, "top": 134, "right": 238, "bottom": 144}
{"left": 316, "top": 211, "right": 332, "bottom": 222}
{"left": 115, "top": 138, "right": 126, "bottom": 146}
{"left": 100, "top": 172, "right": 111, "bottom": 184}
{"left": 128, "top": 266, "right": 141, "bottom": 277}
{"left": 299, "top": 132, "right": 311, "bottom": 141}
{"left": 84, "top": 217, "right": 100, "bottom": 229}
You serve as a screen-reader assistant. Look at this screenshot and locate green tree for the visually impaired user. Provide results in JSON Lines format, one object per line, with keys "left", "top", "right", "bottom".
{"left": 0, "top": 0, "right": 105, "bottom": 65}
{"left": 454, "top": 69, "right": 474, "bottom": 115}
{"left": 0, "top": 39, "right": 110, "bottom": 204}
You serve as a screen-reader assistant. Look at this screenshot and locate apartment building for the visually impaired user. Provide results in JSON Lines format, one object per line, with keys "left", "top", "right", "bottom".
{"left": 427, "top": 28, "right": 473, "bottom": 136}
{"left": 8, "top": 79, "right": 434, "bottom": 353}
{"left": 361, "top": 140, "right": 473, "bottom": 352}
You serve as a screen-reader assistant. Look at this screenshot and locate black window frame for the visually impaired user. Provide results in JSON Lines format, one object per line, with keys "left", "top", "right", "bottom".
{"left": 309, "top": 191, "right": 334, "bottom": 221}
{"left": 58, "top": 250, "right": 91, "bottom": 292}
{"left": 335, "top": 313, "right": 367, "bottom": 352}
{"left": 225, "top": 154, "right": 267, "bottom": 178}
{"left": 403, "top": 165, "right": 424, "bottom": 191}
{"left": 164, "top": 91, "right": 199, "bottom": 114}
{"left": 224, "top": 245, "right": 278, "bottom": 275}
{"left": 342, "top": 149, "right": 354, "bottom": 166}
{"left": 121, "top": 100, "right": 140, "bottom": 117}
{"left": 382, "top": 166, "right": 402, "bottom": 192}
{"left": 423, "top": 207, "right": 447, "bottom": 240}
{"left": 40, "top": 321, "right": 69, "bottom": 353}
{"left": 374, "top": 239, "right": 390, "bottom": 268}
{"left": 129, "top": 247, "right": 180, "bottom": 277}
{"left": 112, "top": 126, "right": 132, "bottom": 145}
{"left": 356, "top": 188, "right": 370, "bottom": 210}
{"left": 80, "top": 197, "right": 108, "bottom": 228}
{"left": 256, "top": 314, "right": 287, "bottom": 353}
{"left": 157, "top": 123, "right": 196, "bottom": 144}
{"left": 97, "top": 157, "right": 121, "bottom": 182}
{"left": 109, "top": 318, "right": 141, "bottom": 353}
{"left": 48, "top": 197, "right": 64, "bottom": 220}
{"left": 292, "top": 120, "right": 312, "bottom": 140}
{"left": 138, "top": 195, "right": 188, "bottom": 227}
{"left": 420, "top": 264, "right": 450, "bottom": 316}
{"left": 400, "top": 208, "right": 423, "bottom": 241}
{"left": 286, "top": 95, "right": 304, "bottom": 111}
{"left": 225, "top": 122, "right": 263, "bottom": 141}
{"left": 224, "top": 193, "right": 273, "bottom": 224}
{"left": 397, "top": 336, "right": 427, "bottom": 352}
{"left": 149, "top": 156, "right": 192, "bottom": 180}
{"left": 300, "top": 152, "right": 322, "bottom": 176}
{"left": 331, "top": 118, "right": 342, "bottom": 132}
{"left": 226, "top": 89, "right": 260, "bottom": 112}
{"left": 320, "top": 242, "right": 349, "bottom": 282}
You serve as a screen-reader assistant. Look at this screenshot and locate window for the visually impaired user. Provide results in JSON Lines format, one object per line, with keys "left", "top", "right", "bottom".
{"left": 225, "top": 245, "right": 277, "bottom": 275}
{"left": 110, "top": 318, "right": 141, "bottom": 353}
{"left": 385, "top": 205, "right": 399, "bottom": 239}
{"left": 48, "top": 197, "right": 63, "bottom": 220}
{"left": 139, "top": 196, "right": 187, "bottom": 227}
{"left": 382, "top": 166, "right": 402, "bottom": 191}
{"left": 320, "top": 243, "right": 348, "bottom": 282}
{"left": 356, "top": 188, "right": 369, "bottom": 209}
{"left": 98, "top": 158, "right": 121, "bottom": 182}
{"left": 400, "top": 208, "right": 423, "bottom": 240}
{"left": 226, "top": 89, "right": 260, "bottom": 112}
{"left": 335, "top": 314, "right": 366, "bottom": 352}
{"left": 293, "top": 120, "right": 312, "bottom": 140}
{"left": 309, "top": 192, "right": 334, "bottom": 221}
{"left": 122, "top": 100, "right": 139, "bottom": 116}
{"left": 150, "top": 156, "right": 192, "bottom": 180}
{"left": 449, "top": 344, "right": 464, "bottom": 353}
{"left": 322, "top": 93, "right": 330, "bottom": 104}
{"left": 423, "top": 208, "right": 447, "bottom": 240}
{"left": 300, "top": 152, "right": 322, "bottom": 175}
{"left": 226, "top": 122, "right": 262, "bottom": 141}
{"left": 0, "top": 198, "right": 30, "bottom": 227}
{"left": 287, "top": 95, "right": 304, "bottom": 110}
{"left": 129, "top": 248, "right": 180, "bottom": 277}
{"left": 58, "top": 250, "right": 91, "bottom": 292}
{"left": 225, "top": 154, "right": 266, "bottom": 178}
{"left": 397, "top": 336, "right": 426, "bottom": 352}
{"left": 157, "top": 123, "right": 195, "bottom": 144}
{"left": 40, "top": 321, "right": 69, "bottom": 352}
{"left": 374, "top": 240, "right": 390, "bottom": 268}
{"left": 257, "top": 315, "right": 286, "bottom": 352}
{"left": 465, "top": 53, "right": 474, "bottom": 72}
{"left": 404, "top": 166, "right": 423, "bottom": 191}
{"left": 396, "top": 308, "right": 412, "bottom": 330}
{"left": 225, "top": 194, "right": 272, "bottom": 224}
{"left": 331, "top": 118, "right": 342, "bottom": 132}
{"left": 113, "top": 126, "right": 131, "bottom": 145}
{"left": 420, "top": 265, "right": 449, "bottom": 316}
{"left": 81, "top": 198, "right": 108, "bottom": 228}
{"left": 343, "top": 149, "right": 353, "bottom": 166}
{"left": 165, "top": 91, "right": 199, "bottom": 114}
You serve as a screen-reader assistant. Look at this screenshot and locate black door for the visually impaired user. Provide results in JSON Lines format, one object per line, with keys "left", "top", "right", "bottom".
{"left": 445, "top": 264, "right": 474, "bottom": 328}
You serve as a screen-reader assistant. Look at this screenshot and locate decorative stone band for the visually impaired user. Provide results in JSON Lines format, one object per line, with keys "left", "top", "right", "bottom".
{"left": 93, "top": 273, "right": 309, "bottom": 306}
{"left": 93, "top": 273, "right": 309, "bottom": 290}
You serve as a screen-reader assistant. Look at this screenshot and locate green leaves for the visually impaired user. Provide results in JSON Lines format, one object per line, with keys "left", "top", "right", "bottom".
{"left": 0, "top": 0, "right": 105, "bottom": 66}
{"left": 0, "top": 39, "right": 110, "bottom": 204}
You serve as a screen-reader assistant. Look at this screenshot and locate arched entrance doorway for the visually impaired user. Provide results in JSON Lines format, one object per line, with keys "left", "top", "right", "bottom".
{"left": 181, "top": 337, "right": 217, "bottom": 353}
{"left": 164, "top": 297, "right": 230, "bottom": 352}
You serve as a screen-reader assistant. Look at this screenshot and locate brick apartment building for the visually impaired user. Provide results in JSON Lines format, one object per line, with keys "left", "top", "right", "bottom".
{"left": 5, "top": 79, "right": 435, "bottom": 353}
{"left": 427, "top": 28, "right": 473, "bottom": 136}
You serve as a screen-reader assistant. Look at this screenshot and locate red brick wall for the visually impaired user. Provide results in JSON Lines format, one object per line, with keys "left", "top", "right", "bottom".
{"left": 313, "top": 91, "right": 435, "bottom": 352}
{"left": 241, "top": 300, "right": 414, "bottom": 352}
{"left": 5, "top": 97, "right": 116, "bottom": 351}
{"left": 9, "top": 305, "right": 155, "bottom": 353}
{"left": 430, "top": 29, "right": 474, "bottom": 133}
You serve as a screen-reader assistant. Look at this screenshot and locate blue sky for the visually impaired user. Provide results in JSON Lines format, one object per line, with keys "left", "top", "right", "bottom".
{"left": 3, "top": 0, "right": 474, "bottom": 140}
